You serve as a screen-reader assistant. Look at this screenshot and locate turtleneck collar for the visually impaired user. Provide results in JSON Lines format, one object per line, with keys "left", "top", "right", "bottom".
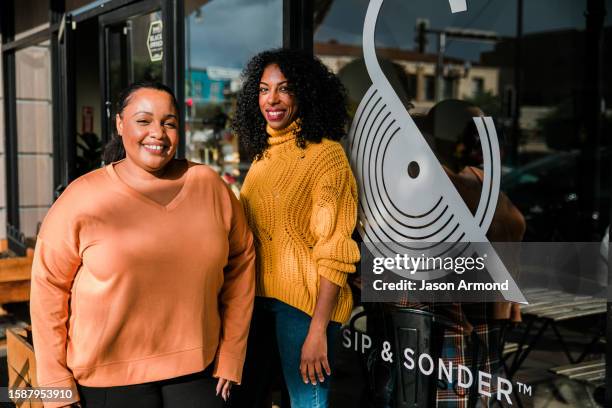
{"left": 267, "top": 121, "right": 300, "bottom": 146}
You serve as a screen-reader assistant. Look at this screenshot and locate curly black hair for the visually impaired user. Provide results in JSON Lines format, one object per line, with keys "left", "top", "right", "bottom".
{"left": 233, "top": 48, "right": 349, "bottom": 161}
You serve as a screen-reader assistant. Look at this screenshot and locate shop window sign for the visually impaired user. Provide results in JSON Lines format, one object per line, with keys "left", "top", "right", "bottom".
{"left": 147, "top": 20, "right": 163, "bottom": 62}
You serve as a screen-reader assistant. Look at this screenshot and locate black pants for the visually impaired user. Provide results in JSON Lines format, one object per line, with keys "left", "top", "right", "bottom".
{"left": 78, "top": 367, "right": 224, "bottom": 408}
{"left": 229, "top": 298, "right": 284, "bottom": 407}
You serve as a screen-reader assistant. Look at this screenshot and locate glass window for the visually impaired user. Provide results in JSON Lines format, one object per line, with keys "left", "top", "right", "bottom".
{"left": 315, "top": 3, "right": 610, "bottom": 406}
{"left": 442, "top": 76, "right": 455, "bottom": 99}
{"left": 407, "top": 73, "right": 418, "bottom": 100}
{"left": 184, "top": 0, "right": 283, "bottom": 191}
{"left": 15, "top": 41, "right": 53, "bottom": 242}
{"left": 316, "top": 0, "right": 611, "bottom": 243}
{"left": 424, "top": 74, "right": 436, "bottom": 101}
{"left": 471, "top": 76, "right": 484, "bottom": 96}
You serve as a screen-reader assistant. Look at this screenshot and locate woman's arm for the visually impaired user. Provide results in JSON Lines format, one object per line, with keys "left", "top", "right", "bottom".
{"left": 302, "top": 144, "right": 361, "bottom": 384}
{"left": 212, "top": 185, "right": 256, "bottom": 392}
{"left": 30, "top": 190, "right": 84, "bottom": 408}
{"left": 300, "top": 277, "right": 340, "bottom": 385}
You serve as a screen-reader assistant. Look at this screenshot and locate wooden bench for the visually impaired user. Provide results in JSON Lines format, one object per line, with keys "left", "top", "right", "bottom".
{"left": 0, "top": 254, "right": 33, "bottom": 305}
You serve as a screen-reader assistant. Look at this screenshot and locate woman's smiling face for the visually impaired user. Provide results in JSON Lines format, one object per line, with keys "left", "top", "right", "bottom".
{"left": 115, "top": 88, "right": 178, "bottom": 173}
{"left": 258, "top": 64, "right": 298, "bottom": 131}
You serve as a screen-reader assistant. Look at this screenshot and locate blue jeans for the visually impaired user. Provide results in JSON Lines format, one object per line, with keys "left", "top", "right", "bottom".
{"left": 232, "top": 297, "right": 341, "bottom": 408}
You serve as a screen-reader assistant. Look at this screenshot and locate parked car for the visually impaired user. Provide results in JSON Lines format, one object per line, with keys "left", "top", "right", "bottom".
{"left": 501, "top": 149, "right": 610, "bottom": 242}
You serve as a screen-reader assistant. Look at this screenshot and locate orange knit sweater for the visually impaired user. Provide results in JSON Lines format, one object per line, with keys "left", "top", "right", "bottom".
{"left": 30, "top": 161, "right": 255, "bottom": 408}
{"left": 240, "top": 122, "right": 360, "bottom": 323}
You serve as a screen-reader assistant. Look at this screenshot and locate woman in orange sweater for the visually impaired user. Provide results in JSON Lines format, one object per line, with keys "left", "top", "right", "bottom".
{"left": 232, "top": 49, "right": 360, "bottom": 407}
{"left": 30, "top": 81, "right": 255, "bottom": 408}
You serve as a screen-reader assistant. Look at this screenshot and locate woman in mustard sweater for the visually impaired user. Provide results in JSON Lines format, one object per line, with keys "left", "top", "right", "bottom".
{"left": 30, "top": 81, "right": 255, "bottom": 408}
{"left": 232, "top": 49, "right": 360, "bottom": 407}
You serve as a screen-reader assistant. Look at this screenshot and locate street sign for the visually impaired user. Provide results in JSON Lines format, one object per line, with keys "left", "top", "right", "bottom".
{"left": 147, "top": 20, "right": 163, "bottom": 62}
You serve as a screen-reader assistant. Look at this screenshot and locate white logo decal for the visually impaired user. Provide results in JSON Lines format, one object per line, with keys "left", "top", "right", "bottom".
{"left": 348, "top": 0, "right": 527, "bottom": 303}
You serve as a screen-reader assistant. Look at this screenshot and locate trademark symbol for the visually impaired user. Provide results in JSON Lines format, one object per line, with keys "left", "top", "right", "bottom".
{"left": 516, "top": 381, "right": 532, "bottom": 396}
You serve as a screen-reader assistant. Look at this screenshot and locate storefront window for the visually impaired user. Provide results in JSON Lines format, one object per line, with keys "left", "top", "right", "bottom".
{"left": 472, "top": 76, "right": 484, "bottom": 96}
{"left": 315, "top": 0, "right": 610, "bottom": 406}
{"left": 184, "top": 0, "right": 283, "bottom": 191}
{"left": 316, "top": 0, "right": 610, "bottom": 242}
{"left": 15, "top": 41, "right": 53, "bottom": 242}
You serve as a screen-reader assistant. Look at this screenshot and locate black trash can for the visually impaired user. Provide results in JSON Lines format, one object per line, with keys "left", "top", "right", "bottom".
{"left": 353, "top": 304, "right": 471, "bottom": 408}
{"left": 386, "top": 306, "right": 444, "bottom": 408}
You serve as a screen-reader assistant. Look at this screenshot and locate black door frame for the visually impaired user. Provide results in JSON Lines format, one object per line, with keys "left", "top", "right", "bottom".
{"left": 57, "top": 14, "right": 77, "bottom": 190}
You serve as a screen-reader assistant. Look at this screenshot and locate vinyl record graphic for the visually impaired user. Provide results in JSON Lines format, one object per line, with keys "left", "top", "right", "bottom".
{"left": 348, "top": 0, "right": 526, "bottom": 303}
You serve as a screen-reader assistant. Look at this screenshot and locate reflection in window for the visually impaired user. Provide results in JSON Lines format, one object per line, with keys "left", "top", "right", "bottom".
{"left": 407, "top": 74, "right": 418, "bottom": 100}
{"left": 184, "top": 0, "right": 282, "bottom": 192}
{"left": 130, "top": 12, "right": 164, "bottom": 84}
{"left": 312, "top": 3, "right": 610, "bottom": 405}
{"left": 15, "top": 41, "right": 53, "bottom": 241}
{"left": 315, "top": 0, "right": 611, "bottom": 243}
{"left": 471, "top": 77, "right": 484, "bottom": 96}
{"left": 424, "top": 75, "right": 435, "bottom": 102}
{"left": 442, "top": 76, "right": 455, "bottom": 100}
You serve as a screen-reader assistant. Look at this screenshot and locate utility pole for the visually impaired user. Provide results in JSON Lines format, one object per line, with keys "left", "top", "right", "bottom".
{"left": 415, "top": 20, "right": 428, "bottom": 53}
{"left": 435, "top": 32, "right": 446, "bottom": 102}
{"left": 414, "top": 23, "right": 498, "bottom": 103}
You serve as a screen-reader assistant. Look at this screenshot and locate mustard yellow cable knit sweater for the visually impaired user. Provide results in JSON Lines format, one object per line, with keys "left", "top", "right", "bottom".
{"left": 240, "top": 121, "right": 360, "bottom": 323}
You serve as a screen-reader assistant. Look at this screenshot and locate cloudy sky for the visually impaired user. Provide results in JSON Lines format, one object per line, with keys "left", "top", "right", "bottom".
{"left": 187, "top": 0, "right": 282, "bottom": 69}
{"left": 187, "top": 0, "right": 612, "bottom": 68}
{"left": 316, "top": 0, "right": 612, "bottom": 61}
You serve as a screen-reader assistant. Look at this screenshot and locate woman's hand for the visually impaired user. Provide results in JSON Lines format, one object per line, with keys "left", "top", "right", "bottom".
{"left": 300, "top": 329, "right": 331, "bottom": 385}
{"left": 300, "top": 277, "right": 339, "bottom": 385}
{"left": 216, "top": 377, "right": 234, "bottom": 401}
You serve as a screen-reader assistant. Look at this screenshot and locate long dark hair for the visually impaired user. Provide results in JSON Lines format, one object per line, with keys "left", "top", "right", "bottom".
{"left": 232, "top": 48, "right": 349, "bottom": 161}
{"left": 102, "top": 81, "right": 179, "bottom": 164}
